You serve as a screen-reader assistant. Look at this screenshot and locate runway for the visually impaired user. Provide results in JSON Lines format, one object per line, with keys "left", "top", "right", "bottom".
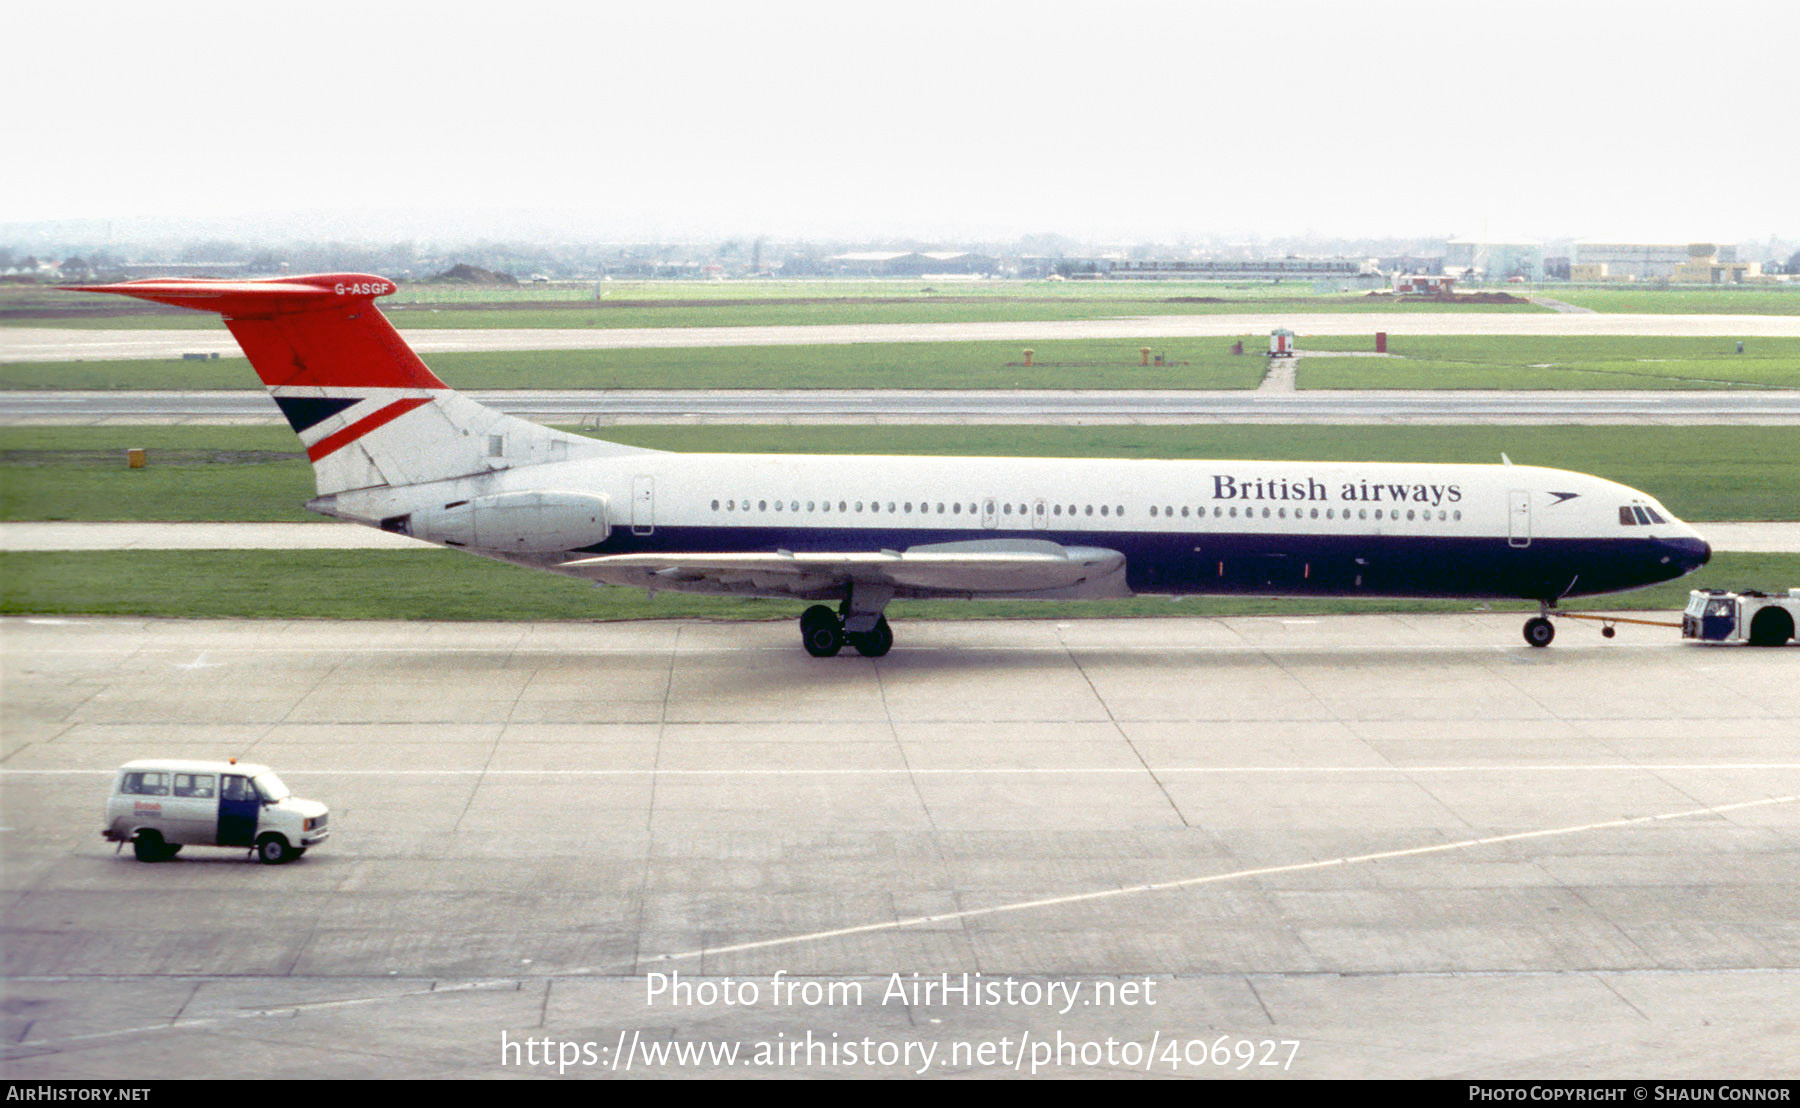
{"left": 3, "top": 615, "right": 1796, "bottom": 1078}
{"left": 6, "top": 387, "right": 1799, "bottom": 425}
{"left": 6, "top": 310, "right": 1800, "bottom": 363}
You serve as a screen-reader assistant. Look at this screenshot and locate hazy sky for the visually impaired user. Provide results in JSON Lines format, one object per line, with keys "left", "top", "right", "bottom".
{"left": 8, "top": 1, "right": 1796, "bottom": 244}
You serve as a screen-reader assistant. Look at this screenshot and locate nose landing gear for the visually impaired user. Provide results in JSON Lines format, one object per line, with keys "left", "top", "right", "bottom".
{"left": 1523, "top": 601, "right": 1556, "bottom": 647}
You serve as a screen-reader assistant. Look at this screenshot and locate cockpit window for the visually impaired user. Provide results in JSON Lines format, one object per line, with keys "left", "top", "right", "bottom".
{"left": 1645, "top": 507, "right": 1667, "bottom": 524}
{"left": 1619, "top": 507, "right": 1637, "bottom": 526}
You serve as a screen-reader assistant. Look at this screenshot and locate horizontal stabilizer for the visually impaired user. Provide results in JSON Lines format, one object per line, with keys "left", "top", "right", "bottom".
{"left": 58, "top": 273, "right": 398, "bottom": 317}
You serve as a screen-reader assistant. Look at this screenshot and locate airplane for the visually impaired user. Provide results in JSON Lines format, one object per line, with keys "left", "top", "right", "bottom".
{"left": 64, "top": 273, "right": 1712, "bottom": 656}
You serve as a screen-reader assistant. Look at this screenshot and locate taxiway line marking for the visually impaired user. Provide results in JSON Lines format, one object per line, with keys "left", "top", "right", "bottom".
{"left": 644, "top": 793, "right": 1800, "bottom": 967}
{"left": 2, "top": 979, "right": 521, "bottom": 1053}
{"left": 7, "top": 765, "right": 1800, "bottom": 778}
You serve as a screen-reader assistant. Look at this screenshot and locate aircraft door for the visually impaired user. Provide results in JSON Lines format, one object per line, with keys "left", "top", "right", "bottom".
{"left": 1508, "top": 490, "right": 1531, "bottom": 548}
{"left": 1032, "top": 499, "right": 1048, "bottom": 530}
{"left": 218, "top": 774, "right": 260, "bottom": 847}
{"left": 632, "top": 475, "right": 654, "bottom": 535}
{"left": 982, "top": 498, "right": 998, "bottom": 529}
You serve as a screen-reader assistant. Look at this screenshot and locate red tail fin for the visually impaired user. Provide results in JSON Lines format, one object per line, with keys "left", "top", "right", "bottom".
{"left": 63, "top": 272, "right": 652, "bottom": 500}
{"left": 59, "top": 273, "right": 445, "bottom": 390}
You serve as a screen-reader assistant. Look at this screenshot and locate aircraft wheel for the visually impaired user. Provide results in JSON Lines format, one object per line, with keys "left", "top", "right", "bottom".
{"left": 801, "top": 609, "right": 844, "bottom": 658}
{"left": 1523, "top": 617, "right": 1555, "bottom": 648}
{"left": 848, "top": 616, "right": 893, "bottom": 658}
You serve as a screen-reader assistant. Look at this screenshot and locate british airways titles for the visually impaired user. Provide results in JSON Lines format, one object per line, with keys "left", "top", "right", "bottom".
{"left": 1212, "top": 474, "right": 1465, "bottom": 508}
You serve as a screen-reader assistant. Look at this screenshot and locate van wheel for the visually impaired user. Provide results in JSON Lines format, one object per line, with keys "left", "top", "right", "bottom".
{"left": 255, "top": 834, "right": 295, "bottom": 865}
{"left": 1748, "top": 607, "right": 1794, "bottom": 646}
{"left": 133, "top": 831, "right": 174, "bottom": 862}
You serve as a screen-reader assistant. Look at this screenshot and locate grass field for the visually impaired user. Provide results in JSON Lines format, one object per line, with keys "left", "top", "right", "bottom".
{"left": 1295, "top": 335, "right": 1800, "bottom": 390}
{"left": 4, "top": 549, "right": 1792, "bottom": 622}
{"left": 8, "top": 334, "right": 1796, "bottom": 392}
{"left": 5, "top": 424, "right": 1796, "bottom": 523}
{"left": 0, "top": 279, "right": 1545, "bottom": 330}
{"left": 0, "top": 339, "right": 1273, "bottom": 391}
{"left": 1539, "top": 287, "right": 1800, "bottom": 315}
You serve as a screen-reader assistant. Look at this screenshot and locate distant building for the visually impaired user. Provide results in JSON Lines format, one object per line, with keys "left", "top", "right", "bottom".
{"left": 1443, "top": 240, "right": 1543, "bottom": 282}
{"left": 1062, "top": 257, "right": 1381, "bottom": 284}
{"left": 1393, "top": 273, "right": 1457, "bottom": 295}
{"left": 1572, "top": 241, "right": 1739, "bottom": 281}
{"left": 828, "top": 251, "right": 995, "bottom": 277}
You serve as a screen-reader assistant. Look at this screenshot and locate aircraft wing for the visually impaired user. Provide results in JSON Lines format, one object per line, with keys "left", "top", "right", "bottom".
{"left": 559, "top": 538, "right": 1128, "bottom": 601}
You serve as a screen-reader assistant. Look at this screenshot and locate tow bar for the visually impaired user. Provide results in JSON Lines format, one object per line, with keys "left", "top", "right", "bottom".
{"left": 1554, "top": 611, "right": 1682, "bottom": 639}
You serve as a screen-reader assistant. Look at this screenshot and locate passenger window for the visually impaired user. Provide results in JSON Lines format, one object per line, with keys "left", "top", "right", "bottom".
{"left": 1150, "top": 506, "right": 1158, "bottom": 517}
{"left": 124, "top": 772, "right": 169, "bottom": 796}
{"left": 1003, "top": 503, "right": 1013, "bottom": 515}
{"left": 1085, "top": 506, "right": 1093, "bottom": 516}
{"left": 1278, "top": 508, "right": 1287, "bottom": 519}
{"left": 174, "top": 773, "right": 216, "bottom": 799}
{"left": 1229, "top": 506, "right": 1237, "bottom": 518}
{"left": 1182, "top": 507, "right": 1190, "bottom": 517}
{"left": 1261, "top": 508, "right": 1270, "bottom": 519}
{"left": 889, "top": 503, "right": 897, "bottom": 513}
{"left": 711, "top": 499, "right": 719, "bottom": 511}
{"left": 1407, "top": 510, "right": 1415, "bottom": 520}
{"left": 774, "top": 500, "right": 783, "bottom": 511}
{"left": 952, "top": 503, "right": 961, "bottom": 514}
{"left": 904, "top": 502, "right": 913, "bottom": 513}
{"left": 936, "top": 503, "right": 945, "bottom": 513}
{"left": 1100, "top": 506, "right": 1108, "bottom": 517}
{"left": 1054, "top": 505, "right": 1063, "bottom": 516}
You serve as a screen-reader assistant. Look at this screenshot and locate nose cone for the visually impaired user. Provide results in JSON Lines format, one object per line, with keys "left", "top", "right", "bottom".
{"left": 1662, "top": 534, "right": 1711, "bottom": 575}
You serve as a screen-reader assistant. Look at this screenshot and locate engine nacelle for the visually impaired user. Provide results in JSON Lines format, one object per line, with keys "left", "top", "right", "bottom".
{"left": 392, "top": 491, "right": 611, "bottom": 554}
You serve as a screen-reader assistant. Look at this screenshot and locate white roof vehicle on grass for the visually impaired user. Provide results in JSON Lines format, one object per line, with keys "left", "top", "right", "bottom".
{"left": 102, "top": 758, "right": 329, "bottom": 864}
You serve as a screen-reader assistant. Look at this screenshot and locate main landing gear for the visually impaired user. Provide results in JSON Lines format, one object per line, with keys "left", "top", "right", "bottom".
{"left": 799, "top": 592, "right": 894, "bottom": 658}
{"left": 1523, "top": 601, "right": 1556, "bottom": 648}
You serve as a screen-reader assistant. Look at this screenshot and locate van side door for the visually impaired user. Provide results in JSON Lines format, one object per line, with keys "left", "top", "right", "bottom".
{"left": 218, "top": 774, "right": 260, "bottom": 846}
